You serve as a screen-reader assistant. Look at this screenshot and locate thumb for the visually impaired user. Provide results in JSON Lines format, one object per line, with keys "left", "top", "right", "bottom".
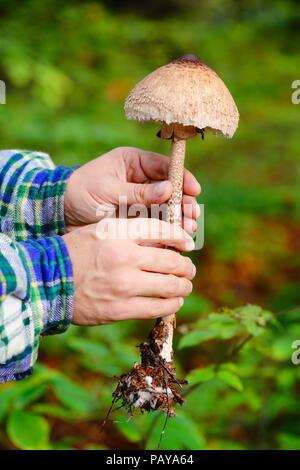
{"left": 121, "top": 180, "right": 172, "bottom": 206}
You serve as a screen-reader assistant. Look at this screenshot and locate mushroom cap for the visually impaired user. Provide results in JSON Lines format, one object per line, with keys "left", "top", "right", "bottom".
{"left": 125, "top": 54, "right": 239, "bottom": 138}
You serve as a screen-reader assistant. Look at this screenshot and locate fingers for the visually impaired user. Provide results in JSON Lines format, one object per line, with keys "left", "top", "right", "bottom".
{"left": 131, "top": 218, "right": 195, "bottom": 251}
{"left": 117, "top": 180, "right": 172, "bottom": 206}
{"left": 138, "top": 246, "right": 196, "bottom": 279}
{"left": 183, "top": 217, "right": 197, "bottom": 234}
{"left": 96, "top": 218, "right": 194, "bottom": 251}
{"left": 182, "top": 195, "right": 200, "bottom": 219}
{"left": 183, "top": 169, "right": 201, "bottom": 197}
{"left": 124, "top": 148, "right": 170, "bottom": 182}
{"left": 182, "top": 195, "right": 200, "bottom": 234}
{"left": 122, "top": 180, "right": 200, "bottom": 208}
{"left": 111, "top": 296, "right": 184, "bottom": 321}
{"left": 131, "top": 271, "right": 193, "bottom": 298}
{"left": 121, "top": 147, "right": 201, "bottom": 198}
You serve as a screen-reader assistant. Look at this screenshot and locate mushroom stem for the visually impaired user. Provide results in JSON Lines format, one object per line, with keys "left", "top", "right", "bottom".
{"left": 112, "top": 135, "right": 189, "bottom": 416}
{"left": 153, "top": 138, "right": 186, "bottom": 365}
{"left": 167, "top": 138, "right": 186, "bottom": 226}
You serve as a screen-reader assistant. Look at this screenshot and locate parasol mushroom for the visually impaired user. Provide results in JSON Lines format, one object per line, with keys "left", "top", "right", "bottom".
{"left": 113, "top": 54, "right": 239, "bottom": 416}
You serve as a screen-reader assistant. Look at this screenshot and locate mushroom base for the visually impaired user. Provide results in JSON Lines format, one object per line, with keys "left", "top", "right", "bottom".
{"left": 113, "top": 321, "right": 186, "bottom": 416}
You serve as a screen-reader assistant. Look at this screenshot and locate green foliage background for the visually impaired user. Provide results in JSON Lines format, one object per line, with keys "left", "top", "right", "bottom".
{"left": 0, "top": 0, "right": 300, "bottom": 450}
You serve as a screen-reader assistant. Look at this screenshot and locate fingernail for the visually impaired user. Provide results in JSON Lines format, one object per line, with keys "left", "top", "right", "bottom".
{"left": 179, "top": 297, "right": 184, "bottom": 307}
{"left": 153, "top": 181, "right": 169, "bottom": 198}
{"left": 185, "top": 239, "right": 195, "bottom": 251}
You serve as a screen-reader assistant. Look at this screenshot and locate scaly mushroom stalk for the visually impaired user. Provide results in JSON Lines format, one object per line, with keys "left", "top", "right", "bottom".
{"left": 112, "top": 54, "right": 239, "bottom": 417}
{"left": 149, "top": 137, "right": 186, "bottom": 366}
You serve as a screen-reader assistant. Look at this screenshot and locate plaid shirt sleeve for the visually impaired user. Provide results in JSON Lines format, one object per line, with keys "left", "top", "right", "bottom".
{"left": 0, "top": 233, "right": 73, "bottom": 383}
{"left": 0, "top": 150, "right": 75, "bottom": 383}
{"left": 0, "top": 149, "right": 75, "bottom": 241}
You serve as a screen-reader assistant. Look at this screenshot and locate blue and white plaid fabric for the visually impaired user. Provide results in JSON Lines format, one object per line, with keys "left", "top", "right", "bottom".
{"left": 0, "top": 150, "right": 74, "bottom": 383}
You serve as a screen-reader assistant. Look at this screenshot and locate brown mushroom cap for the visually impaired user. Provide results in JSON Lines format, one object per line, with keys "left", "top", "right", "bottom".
{"left": 125, "top": 54, "right": 239, "bottom": 138}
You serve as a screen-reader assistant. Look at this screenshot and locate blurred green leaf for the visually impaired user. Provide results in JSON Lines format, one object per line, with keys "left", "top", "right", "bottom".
{"left": 14, "top": 385, "right": 47, "bottom": 410}
{"left": 31, "top": 403, "right": 73, "bottom": 420}
{"left": 51, "top": 375, "right": 95, "bottom": 416}
{"left": 7, "top": 411, "right": 50, "bottom": 450}
{"left": 178, "top": 329, "right": 217, "bottom": 349}
{"left": 186, "top": 365, "right": 216, "bottom": 385}
{"left": 68, "top": 337, "right": 109, "bottom": 358}
{"left": 115, "top": 419, "right": 142, "bottom": 443}
{"left": 146, "top": 411, "right": 206, "bottom": 450}
{"left": 217, "top": 366, "right": 244, "bottom": 392}
{"left": 278, "top": 433, "right": 300, "bottom": 450}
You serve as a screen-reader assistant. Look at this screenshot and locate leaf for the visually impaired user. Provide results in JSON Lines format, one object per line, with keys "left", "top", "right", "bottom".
{"left": 14, "top": 385, "right": 47, "bottom": 409}
{"left": 0, "top": 368, "right": 52, "bottom": 420}
{"left": 0, "top": 387, "right": 17, "bottom": 421}
{"left": 67, "top": 337, "right": 128, "bottom": 376}
{"left": 7, "top": 411, "right": 50, "bottom": 450}
{"left": 243, "top": 319, "right": 264, "bottom": 336}
{"left": 178, "top": 329, "right": 217, "bottom": 349}
{"left": 186, "top": 366, "right": 216, "bottom": 385}
{"left": 67, "top": 337, "right": 109, "bottom": 358}
{"left": 31, "top": 403, "right": 72, "bottom": 420}
{"left": 235, "top": 305, "right": 273, "bottom": 336}
{"left": 217, "top": 369, "right": 243, "bottom": 392}
{"left": 208, "top": 313, "right": 234, "bottom": 323}
{"left": 279, "top": 433, "right": 300, "bottom": 450}
{"left": 236, "top": 305, "right": 262, "bottom": 318}
{"left": 51, "top": 375, "right": 95, "bottom": 416}
{"left": 146, "top": 411, "right": 206, "bottom": 450}
{"left": 115, "top": 419, "right": 142, "bottom": 443}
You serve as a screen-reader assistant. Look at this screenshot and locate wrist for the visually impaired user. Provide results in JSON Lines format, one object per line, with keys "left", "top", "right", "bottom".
{"left": 64, "top": 167, "right": 80, "bottom": 232}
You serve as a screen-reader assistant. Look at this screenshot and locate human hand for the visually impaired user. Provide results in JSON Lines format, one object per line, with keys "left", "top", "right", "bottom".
{"left": 63, "top": 218, "right": 196, "bottom": 325}
{"left": 64, "top": 147, "right": 200, "bottom": 233}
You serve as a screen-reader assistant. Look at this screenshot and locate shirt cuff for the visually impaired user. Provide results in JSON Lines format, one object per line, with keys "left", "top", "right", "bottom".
{"left": 15, "top": 165, "right": 76, "bottom": 240}
{"left": 19, "top": 235, "right": 74, "bottom": 336}
{"left": 0, "top": 235, "right": 74, "bottom": 383}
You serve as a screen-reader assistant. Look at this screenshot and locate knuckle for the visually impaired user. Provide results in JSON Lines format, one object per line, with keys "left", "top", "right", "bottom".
{"left": 183, "top": 202, "right": 193, "bottom": 219}
{"left": 111, "top": 244, "right": 134, "bottom": 266}
{"left": 165, "top": 251, "right": 179, "bottom": 272}
{"left": 116, "top": 146, "right": 131, "bottom": 156}
{"left": 112, "top": 271, "right": 131, "bottom": 296}
{"left": 165, "top": 276, "right": 180, "bottom": 297}
{"left": 153, "top": 299, "right": 178, "bottom": 318}
{"left": 150, "top": 301, "right": 162, "bottom": 318}
{"left": 132, "top": 183, "right": 143, "bottom": 202}
{"left": 150, "top": 300, "right": 169, "bottom": 318}
{"left": 121, "top": 145, "right": 135, "bottom": 154}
